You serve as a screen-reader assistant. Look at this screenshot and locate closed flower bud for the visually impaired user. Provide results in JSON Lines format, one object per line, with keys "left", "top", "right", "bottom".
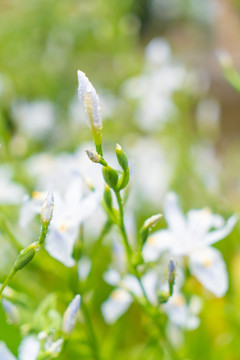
{"left": 85, "top": 149, "right": 107, "bottom": 166}
{"left": 13, "top": 242, "right": 39, "bottom": 272}
{"left": 78, "top": 70, "right": 103, "bottom": 153}
{"left": 140, "top": 214, "right": 162, "bottom": 246}
{"left": 41, "top": 191, "right": 54, "bottom": 225}
{"left": 158, "top": 291, "right": 169, "bottom": 304}
{"left": 168, "top": 258, "right": 176, "bottom": 296}
{"left": 116, "top": 144, "right": 128, "bottom": 171}
{"left": 104, "top": 186, "right": 112, "bottom": 209}
{"left": 62, "top": 294, "right": 81, "bottom": 336}
{"left": 102, "top": 166, "right": 118, "bottom": 189}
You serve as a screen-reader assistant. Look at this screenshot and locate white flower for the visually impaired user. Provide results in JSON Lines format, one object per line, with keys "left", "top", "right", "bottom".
{"left": 0, "top": 336, "right": 40, "bottom": 360}
{"left": 0, "top": 342, "right": 16, "bottom": 360}
{"left": 18, "top": 336, "right": 40, "bottom": 360}
{"left": 162, "top": 294, "right": 201, "bottom": 330}
{"left": 143, "top": 192, "right": 238, "bottom": 297}
{"left": 12, "top": 100, "right": 55, "bottom": 139}
{"left": 101, "top": 288, "right": 132, "bottom": 324}
{"left": 101, "top": 270, "right": 159, "bottom": 324}
{"left": 19, "top": 177, "right": 100, "bottom": 267}
{"left": 45, "top": 181, "right": 100, "bottom": 267}
{"left": 128, "top": 138, "right": 170, "bottom": 207}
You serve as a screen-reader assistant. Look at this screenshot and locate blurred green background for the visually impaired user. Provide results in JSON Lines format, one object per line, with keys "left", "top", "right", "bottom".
{"left": 1, "top": 0, "right": 240, "bottom": 359}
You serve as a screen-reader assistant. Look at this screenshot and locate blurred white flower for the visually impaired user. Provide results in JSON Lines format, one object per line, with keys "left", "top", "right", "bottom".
{"left": 0, "top": 342, "right": 16, "bottom": 360}
{"left": 128, "top": 138, "right": 170, "bottom": 206}
{"left": 78, "top": 255, "right": 92, "bottom": 280}
{"left": 0, "top": 166, "right": 25, "bottom": 205}
{"left": 25, "top": 144, "right": 104, "bottom": 195}
{"left": 145, "top": 38, "right": 171, "bottom": 66}
{"left": 163, "top": 293, "right": 201, "bottom": 330}
{"left": 101, "top": 288, "right": 132, "bottom": 324}
{"left": 12, "top": 101, "right": 55, "bottom": 139}
{"left": 122, "top": 38, "right": 187, "bottom": 132}
{"left": 194, "top": 145, "right": 221, "bottom": 193}
{"left": 18, "top": 336, "right": 40, "bottom": 360}
{"left": 19, "top": 177, "right": 101, "bottom": 267}
{"left": 101, "top": 270, "right": 159, "bottom": 324}
{"left": 0, "top": 336, "right": 40, "bottom": 360}
{"left": 143, "top": 192, "right": 237, "bottom": 296}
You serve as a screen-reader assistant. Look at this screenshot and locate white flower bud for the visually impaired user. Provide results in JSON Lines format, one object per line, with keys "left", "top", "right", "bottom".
{"left": 85, "top": 149, "right": 107, "bottom": 166}
{"left": 140, "top": 214, "right": 162, "bottom": 246}
{"left": 143, "top": 214, "right": 162, "bottom": 230}
{"left": 78, "top": 70, "right": 102, "bottom": 132}
{"left": 41, "top": 191, "right": 54, "bottom": 224}
{"left": 62, "top": 294, "right": 81, "bottom": 336}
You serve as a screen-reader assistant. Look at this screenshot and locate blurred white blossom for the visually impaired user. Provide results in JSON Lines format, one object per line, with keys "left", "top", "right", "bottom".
{"left": 143, "top": 192, "right": 237, "bottom": 296}
{"left": 122, "top": 38, "right": 187, "bottom": 132}
{"left": 0, "top": 166, "right": 25, "bottom": 205}
{"left": 12, "top": 101, "right": 55, "bottom": 139}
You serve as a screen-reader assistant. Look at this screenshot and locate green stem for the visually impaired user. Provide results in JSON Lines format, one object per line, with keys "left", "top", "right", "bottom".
{"left": 0, "top": 270, "right": 16, "bottom": 299}
{"left": 81, "top": 301, "right": 100, "bottom": 360}
{"left": 73, "top": 265, "right": 101, "bottom": 360}
{"left": 115, "top": 191, "right": 132, "bottom": 261}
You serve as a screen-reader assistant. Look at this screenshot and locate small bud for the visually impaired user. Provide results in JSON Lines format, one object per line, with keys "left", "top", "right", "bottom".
{"left": 140, "top": 214, "right": 162, "bottom": 246}
{"left": 102, "top": 166, "right": 119, "bottom": 189}
{"left": 168, "top": 258, "right": 176, "bottom": 296}
{"left": 142, "top": 214, "right": 162, "bottom": 230}
{"left": 62, "top": 294, "right": 81, "bottom": 336}
{"left": 85, "top": 149, "right": 107, "bottom": 166}
{"left": 104, "top": 185, "right": 112, "bottom": 209}
{"left": 116, "top": 144, "right": 128, "bottom": 171}
{"left": 41, "top": 191, "right": 54, "bottom": 225}
{"left": 158, "top": 291, "right": 169, "bottom": 304}
{"left": 13, "top": 242, "right": 38, "bottom": 272}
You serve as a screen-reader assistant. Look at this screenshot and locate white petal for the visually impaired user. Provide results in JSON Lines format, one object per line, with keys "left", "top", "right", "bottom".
{"left": 0, "top": 342, "right": 16, "bottom": 360}
{"left": 187, "top": 209, "right": 224, "bottom": 241}
{"left": 142, "top": 271, "right": 158, "bottom": 304}
{"left": 45, "top": 228, "right": 77, "bottom": 267}
{"left": 163, "top": 192, "right": 186, "bottom": 233}
{"left": 120, "top": 275, "right": 142, "bottom": 297}
{"left": 163, "top": 294, "right": 200, "bottom": 330}
{"left": 18, "top": 336, "right": 40, "bottom": 360}
{"left": 75, "top": 191, "right": 101, "bottom": 224}
{"left": 203, "top": 215, "right": 238, "bottom": 246}
{"left": 101, "top": 289, "right": 132, "bottom": 324}
{"left": 78, "top": 256, "right": 91, "bottom": 280}
{"left": 142, "top": 230, "right": 176, "bottom": 262}
{"left": 18, "top": 196, "right": 42, "bottom": 228}
{"left": 189, "top": 247, "right": 228, "bottom": 297}
{"left": 103, "top": 269, "right": 121, "bottom": 286}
